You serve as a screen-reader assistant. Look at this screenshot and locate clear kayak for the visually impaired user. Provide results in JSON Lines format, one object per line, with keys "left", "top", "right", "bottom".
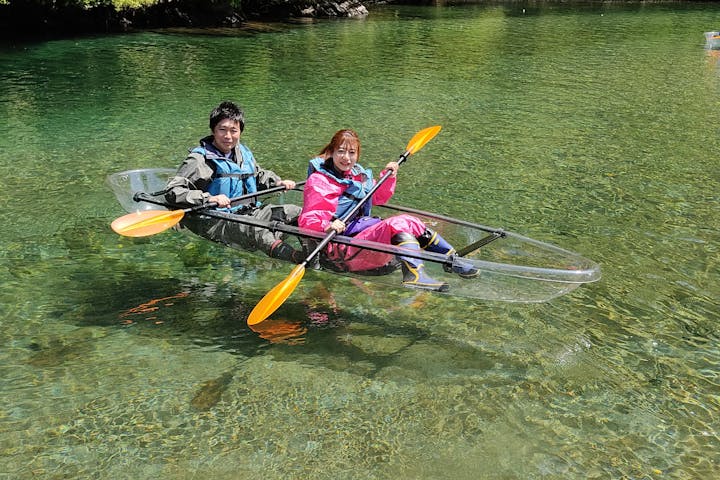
{"left": 706, "top": 31, "right": 720, "bottom": 50}
{"left": 108, "top": 168, "right": 601, "bottom": 303}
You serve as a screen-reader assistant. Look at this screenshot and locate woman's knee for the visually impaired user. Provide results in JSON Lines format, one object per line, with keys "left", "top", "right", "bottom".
{"left": 386, "top": 214, "right": 426, "bottom": 236}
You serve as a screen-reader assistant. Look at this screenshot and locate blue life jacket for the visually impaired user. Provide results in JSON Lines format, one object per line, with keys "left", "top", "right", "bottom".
{"left": 308, "top": 157, "right": 374, "bottom": 220}
{"left": 192, "top": 142, "right": 258, "bottom": 212}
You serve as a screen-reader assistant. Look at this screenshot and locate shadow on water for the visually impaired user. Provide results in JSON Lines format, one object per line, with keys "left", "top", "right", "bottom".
{"left": 24, "top": 219, "right": 474, "bottom": 379}
{"left": 26, "top": 216, "right": 719, "bottom": 384}
{"left": 91, "top": 278, "right": 441, "bottom": 376}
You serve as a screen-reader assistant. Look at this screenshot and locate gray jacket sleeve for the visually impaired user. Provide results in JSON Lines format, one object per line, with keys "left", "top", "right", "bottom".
{"left": 164, "top": 152, "right": 213, "bottom": 206}
{"left": 255, "top": 163, "right": 283, "bottom": 191}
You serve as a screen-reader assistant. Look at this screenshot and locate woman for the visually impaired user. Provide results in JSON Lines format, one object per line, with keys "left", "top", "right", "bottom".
{"left": 298, "top": 129, "right": 477, "bottom": 292}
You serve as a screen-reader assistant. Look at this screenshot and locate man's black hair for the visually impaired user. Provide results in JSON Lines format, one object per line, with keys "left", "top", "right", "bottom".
{"left": 209, "top": 101, "right": 245, "bottom": 132}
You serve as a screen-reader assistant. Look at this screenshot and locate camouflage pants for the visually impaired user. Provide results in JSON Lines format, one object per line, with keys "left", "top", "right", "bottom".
{"left": 181, "top": 204, "right": 302, "bottom": 256}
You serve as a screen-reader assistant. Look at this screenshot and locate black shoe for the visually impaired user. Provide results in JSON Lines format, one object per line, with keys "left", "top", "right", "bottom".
{"left": 443, "top": 257, "right": 480, "bottom": 279}
{"left": 270, "top": 241, "right": 303, "bottom": 264}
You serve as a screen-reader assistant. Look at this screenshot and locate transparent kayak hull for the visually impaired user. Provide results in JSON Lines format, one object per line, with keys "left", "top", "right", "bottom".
{"left": 705, "top": 31, "right": 720, "bottom": 50}
{"left": 283, "top": 190, "right": 600, "bottom": 303}
{"left": 108, "top": 169, "right": 601, "bottom": 303}
{"left": 107, "top": 168, "right": 175, "bottom": 213}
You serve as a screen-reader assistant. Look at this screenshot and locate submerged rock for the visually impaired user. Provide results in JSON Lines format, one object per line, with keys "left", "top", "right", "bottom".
{"left": 26, "top": 328, "right": 104, "bottom": 368}
{"left": 190, "top": 371, "right": 234, "bottom": 411}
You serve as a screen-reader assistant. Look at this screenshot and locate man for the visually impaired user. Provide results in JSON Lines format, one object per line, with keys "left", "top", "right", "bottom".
{"left": 165, "top": 101, "right": 303, "bottom": 262}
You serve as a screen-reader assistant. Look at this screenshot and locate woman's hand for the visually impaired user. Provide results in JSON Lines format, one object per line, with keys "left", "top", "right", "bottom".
{"left": 383, "top": 161, "right": 399, "bottom": 177}
{"left": 208, "top": 194, "right": 231, "bottom": 208}
{"left": 279, "top": 179, "right": 296, "bottom": 190}
{"left": 326, "top": 219, "right": 345, "bottom": 234}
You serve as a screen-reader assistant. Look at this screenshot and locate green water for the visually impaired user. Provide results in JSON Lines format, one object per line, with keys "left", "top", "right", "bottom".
{"left": 1, "top": 3, "right": 719, "bottom": 478}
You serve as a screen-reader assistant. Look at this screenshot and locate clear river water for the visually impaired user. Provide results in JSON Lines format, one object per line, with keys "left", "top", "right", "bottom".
{"left": 0, "top": 2, "right": 718, "bottom": 478}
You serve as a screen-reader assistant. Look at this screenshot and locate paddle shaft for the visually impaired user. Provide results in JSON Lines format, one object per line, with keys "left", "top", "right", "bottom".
{"left": 299, "top": 150, "right": 412, "bottom": 267}
{"left": 200, "top": 207, "right": 454, "bottom": 266}
{"left": 247, "top": 126, "right": 441, "bottom": 325}
{"left": 112, "top": 180, "right": 308, "bottom": 237}
{"left": 133, "top": 180, "right": 306, "bottom": 213}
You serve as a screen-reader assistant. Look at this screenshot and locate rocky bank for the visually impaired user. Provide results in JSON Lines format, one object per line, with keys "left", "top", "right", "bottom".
{"left": 0, "top": 0, "right": 391, "bottom": 41}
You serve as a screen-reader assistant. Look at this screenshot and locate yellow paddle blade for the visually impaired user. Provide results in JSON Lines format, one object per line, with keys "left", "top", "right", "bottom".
{"left": 110, "top": 209, "right": 185, "bottom": 237}
{"left": 248, "top": 317, "right": 308, "bottom": 344}
{"left": 248, "top": 126, "right": 439, "bottom": 326}
{"left": 406, "top": 125, "right": 441, "bottom": 155}
{"left": 247, "top": 264, "right": 306, "bottom": 325}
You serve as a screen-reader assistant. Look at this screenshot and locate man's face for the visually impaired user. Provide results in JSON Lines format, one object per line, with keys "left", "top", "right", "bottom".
{"left": 212, "top": 118, "right": 242, "bottom": 154}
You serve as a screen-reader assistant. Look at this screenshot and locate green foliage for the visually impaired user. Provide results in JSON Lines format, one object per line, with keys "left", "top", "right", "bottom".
{"left": 1, "top": 0, "right": 167, "bottom": 9}
{"left": 110, "top": 0, "right": 162, "bottom": 9}
{"left": 88, "top": 0, "right": 163, "bottom": 9}
{"left": 1, "top": 0, "right": 243, "bottom": 11}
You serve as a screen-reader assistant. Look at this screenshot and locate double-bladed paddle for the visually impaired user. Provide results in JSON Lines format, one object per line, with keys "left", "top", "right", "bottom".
{"left": 110, "top": 181, "right": 305, "bottom": 237}
{"left": 247, "top": 126, "right": 442, "bottom": 326}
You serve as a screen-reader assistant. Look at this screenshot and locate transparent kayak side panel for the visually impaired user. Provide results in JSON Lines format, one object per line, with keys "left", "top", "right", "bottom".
{"left": 376, "top": 203, "right": 601, "bottom": 285}
{"left": 107, "top": 168, "right": 176, "bottom": 213}
{"left": 275, "top": 189, "right": 601, "bottom": 301}
{"left": 705, "top": 31, "right": 720, "bottom": 49}
{"left": 113, "top": 179, "right": 601, "bottom": 303}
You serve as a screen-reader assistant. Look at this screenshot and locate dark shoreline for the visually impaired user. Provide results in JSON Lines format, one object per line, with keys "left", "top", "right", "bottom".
{"left": 0, "top": 0, "right": 393, "bottom": 43}
{"left": 1, "top": 0, "right": 708, "bottom": 44}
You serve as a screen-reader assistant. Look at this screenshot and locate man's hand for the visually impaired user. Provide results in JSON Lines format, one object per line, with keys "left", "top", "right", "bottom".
{"left": 278, "top": 179, "right": 296, "bottom": 190}
{"left": 208, "top": 194, "right": 231, "bottom": 208}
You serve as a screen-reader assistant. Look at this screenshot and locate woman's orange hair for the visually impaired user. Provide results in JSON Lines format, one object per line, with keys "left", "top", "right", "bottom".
{"left": 319, "top": 129, "right": 361, "bottom": 159}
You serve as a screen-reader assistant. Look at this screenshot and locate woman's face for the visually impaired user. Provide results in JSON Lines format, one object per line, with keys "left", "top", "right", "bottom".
{"left": 331, "top": 140, "right": 359, "bottom": 173}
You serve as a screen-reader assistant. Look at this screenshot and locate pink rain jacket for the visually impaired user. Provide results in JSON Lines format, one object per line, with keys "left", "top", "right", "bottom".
{"left": 299, "top": 158, "right": 426, "bottom": 272}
